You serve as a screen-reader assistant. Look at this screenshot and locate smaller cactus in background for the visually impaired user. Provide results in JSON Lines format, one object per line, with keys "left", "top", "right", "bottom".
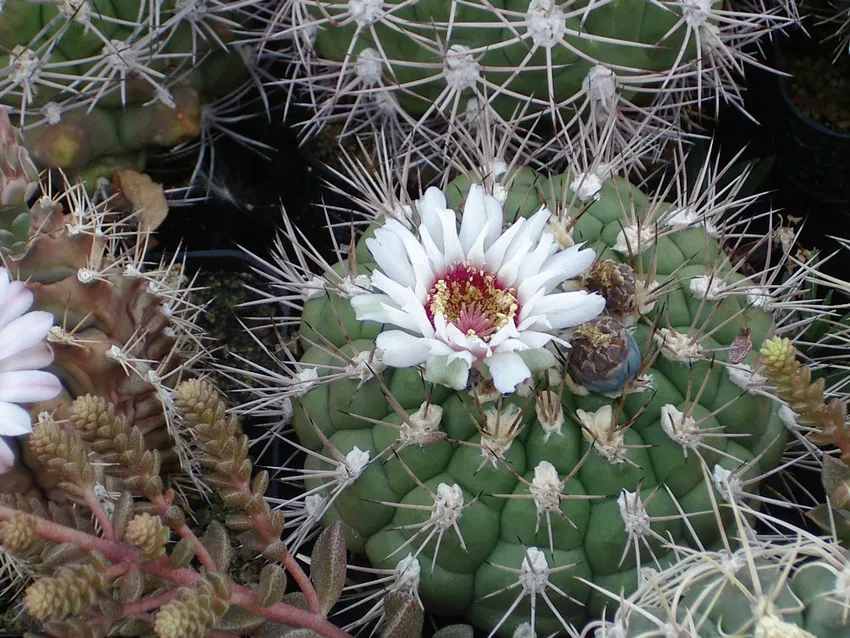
{"left": 264, "top": 0, "right": 798, "bottom": 159}
{"left": 0, "top": 0, "right": 271, "bottom": 197}
{"left": 585, "top": 497, "right": 850, "bottom": 638}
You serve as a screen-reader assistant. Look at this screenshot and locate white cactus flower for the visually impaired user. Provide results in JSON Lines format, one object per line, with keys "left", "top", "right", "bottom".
{"left": 0, "top": 268, "right": 62, "bottom": 473}
{"left": 350, "top": 185, "right": 605, "bottom": 394}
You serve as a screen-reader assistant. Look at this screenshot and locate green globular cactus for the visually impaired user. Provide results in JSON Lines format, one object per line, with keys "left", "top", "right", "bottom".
{"left": 587, "top": 510, "right": 850, "bottom": 638}
{"left": 253, "top": 144, "right": 794, "bottom": 636}
{"left": 274, "top": 0, "right": 795, "bottom": 152}
{"left": 0, "top": 106, "right": 209, "bottom": 503}
{"left": 0, "top": 0, "right": 260, "bottom": 186}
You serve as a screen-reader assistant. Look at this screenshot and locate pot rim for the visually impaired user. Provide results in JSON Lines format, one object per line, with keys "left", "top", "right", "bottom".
{"left": 773, "top": 31, "right": 850, "bottom": 139}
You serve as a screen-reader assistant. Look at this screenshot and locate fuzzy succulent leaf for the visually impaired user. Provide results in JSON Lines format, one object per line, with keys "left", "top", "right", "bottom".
{"left": 432, "top": 625, "right": 475, "bottom": 638}
{"left": 381, "top": 592, "right": 424, "bottom": 638}
{"left": 201, "top": 520, "right": 233, "bottom": 573}
{"left": 112, "top": 492, "right": 134, "bottom": 540}
{"left": 170, "top": 537, "right": 197, "bottom": 569}
{"left": 218, "top": 607, "right": 268, "bottom": 634}
{"left": 257, "top": 564, "right": 288, "bottom": 607}
{"left": 310, "top": 521, "right": 347, "bottom": 615}
{"left": 116, "top": 566, "right": 145, "bottom": 604}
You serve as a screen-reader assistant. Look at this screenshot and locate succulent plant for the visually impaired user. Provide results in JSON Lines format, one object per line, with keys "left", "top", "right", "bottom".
{"left": 266, "top": 0, "right": 796, "bottom": 156}
{"left": 0, "top": 379, "right": 373, "bottom": 638}
{"left": 0, "top": 106, "right": 209, "bottom": 504}
{"left": 234, "top": 133, "right": 812, "bottom": 636}
{"left": 0, "top": 0, "right": 269, "bottom": 195}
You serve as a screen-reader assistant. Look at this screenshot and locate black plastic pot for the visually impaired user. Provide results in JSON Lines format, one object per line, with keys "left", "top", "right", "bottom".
{"left": 771, "top": 33, "right": 850, "bottom": 205}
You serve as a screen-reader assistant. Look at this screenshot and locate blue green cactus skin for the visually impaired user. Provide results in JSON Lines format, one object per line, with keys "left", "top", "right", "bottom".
{"left": 291, "top": 169, "right": 788, "bottom": 636}
{"left": 304, "top": 0, "right": 722, "bottom": 120}
{"left": 620, "top": 556, "right": 850, "bottom": 637}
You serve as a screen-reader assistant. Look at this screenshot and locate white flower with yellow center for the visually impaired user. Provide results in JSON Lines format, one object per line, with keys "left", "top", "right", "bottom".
{"left": 351, "top": 185, "right": 605, "bottom": 394}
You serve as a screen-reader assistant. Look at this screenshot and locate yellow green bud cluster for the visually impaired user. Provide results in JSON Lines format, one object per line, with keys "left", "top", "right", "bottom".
{"left": 125, "top": 513, "right": 170, "bottom": 561}
{"left": 153, "top": 579, "right": 230, "bottom": 638}
{"left": 25, "top": 561, "right": 107, "bottom": 621}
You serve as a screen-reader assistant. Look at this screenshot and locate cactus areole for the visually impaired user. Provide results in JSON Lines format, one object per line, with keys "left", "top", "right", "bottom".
{"left": 290, "top": 168, "right": 788, "bottom": 636}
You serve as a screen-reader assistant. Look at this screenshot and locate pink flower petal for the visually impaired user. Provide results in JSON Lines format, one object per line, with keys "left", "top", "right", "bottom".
{"left": 0, "top": 437, "right": 16, "bottom": 474}
{"left": 0, "top": 342, "right": 54, "bottom": 372}
{"left": 0, "top": 311, "right": 54, "bottom": 361}
{"left": 0, "top": 370, "right": 62, "bottom": 404}
{"left": 0, "top": 401, "right": 35, "bottom": 436}
{"left": 0, "top": 282, "right": 36, "bottom": 332}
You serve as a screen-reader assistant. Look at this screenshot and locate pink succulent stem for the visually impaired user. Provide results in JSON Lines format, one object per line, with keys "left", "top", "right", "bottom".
{"left": 84, "top": 491, "right": 115, "bottom": 540}
{"left": 150, "top": 491, "right": 218, "bottom": 574}
{"left": 0, "top": 506, "right": 353, "bottom": 638}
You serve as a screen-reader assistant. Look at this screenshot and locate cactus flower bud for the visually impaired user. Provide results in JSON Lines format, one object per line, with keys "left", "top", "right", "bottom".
{"left": 568, "top": 315, "right": 642, "bottom": 394}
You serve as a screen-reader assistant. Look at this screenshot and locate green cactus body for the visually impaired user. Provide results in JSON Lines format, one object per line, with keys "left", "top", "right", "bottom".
{"left": 0, "top": 0, "right": 253, "bottom": 176}
{"left": 597, "top": 540, "right": 850, "bottom": 637}
{"left": 288, "top": 0, "right": 737, "bottom": 138}
{"left": 289, "top": 166, "right": 788, "bottom": 635}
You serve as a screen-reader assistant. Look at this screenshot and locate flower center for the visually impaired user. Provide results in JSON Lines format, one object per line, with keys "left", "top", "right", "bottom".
{"left": 425, "top": 262, "right": 519, "bottom": 339}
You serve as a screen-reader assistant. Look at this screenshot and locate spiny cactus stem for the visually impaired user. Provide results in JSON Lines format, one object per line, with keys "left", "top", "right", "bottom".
{"left": 0, "top": 505, "right": 354, "bottom": 638}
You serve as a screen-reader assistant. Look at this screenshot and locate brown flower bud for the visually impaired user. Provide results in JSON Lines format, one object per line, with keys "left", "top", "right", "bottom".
{"left": 581, "top": 260, "right": 638, "bottom": 317}
{"left": 568, "top": 316, "right": 642, "bottom": 394}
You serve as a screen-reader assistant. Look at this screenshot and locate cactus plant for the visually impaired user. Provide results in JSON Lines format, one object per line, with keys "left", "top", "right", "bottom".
{"left": 0, "top": 106, "right": 210, "bottom": 505}
{"left": 0, "top": 0, "right": 268, "bottom": 194}
{"left": 584, "top": 493, "right": 850, "bottom": 638}
{"left": 266, "top": 0, "right": 796, "bottom": 156}
{"left": 234, "top": 132, "right": 809, "bottom": 636}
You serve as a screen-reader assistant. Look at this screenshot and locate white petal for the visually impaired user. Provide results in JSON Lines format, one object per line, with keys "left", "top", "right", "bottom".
{"left": 0, "top": 437, "right": 15, "bottom": 474}
{"left": 482, "top": 195, "right": 504, "bottom": 250}
{"left": 531, "top": 291, "right": 607, "bottom": 330}
{"left": 0, "top": 311, "right": 54, "bottom": 361}
{"left": 375, "top": 331, "right": 433, "bottom": 368}
{"left": 540, "top": 243, "right": 598, "bottom": 292}
{"left": 367, "top": 228, "right": 415, "bottom": 288}
{"left": 419, "top": 224, "right": 448, "bottom": 274}
{"left": 0, "top": 401, "right": 34, "bottom": 436}
{"left": 517, "top": 270, "right": 561, "bottom": 305}
{"left": 496, "top": 238, "right": 533, "bottom": 287}
{"left": 351, "top": 293, "right": 398, "bottom": 324}
{"left": 502, "top": 207, "right": 551, "bottom": 265}
{"left": 484, "top": 217, "right": 526, "bottom": 273}
{"left": 383, "top": 220, "right": 435, "bottom": 300}
{"left": 514, "top": 330, "right": 555, "bottom": 349}
{"left": 424, "top": 355, "right": 471, "bottom": 391}
{"left": 459, "top": 184, "right": 488, "bottom": 255}
{"left": 0, "top": 268, "right": 9, "bottom": 304}
{"left": 516, "top": 232, "right": 557, "bottom": 283}
{"left": 436, "top": 206, "right": 464, "bottom": 265}
{"left": 464, "top": 218, "right": 494, "bottom": 269}
{"left": 486, "top": 351, "right": 532, "bottom": 394}
{"left": 0, "top": 282, "right": 35, "bottom": 332}
{"left": 0, "top": 370, "right": 62, "bottom": 404}
{"left": 417, "top": 187, "right": 448, "bottom": 246}
{"left": 0, "top": 342, "right": 55, "bottom": 372}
